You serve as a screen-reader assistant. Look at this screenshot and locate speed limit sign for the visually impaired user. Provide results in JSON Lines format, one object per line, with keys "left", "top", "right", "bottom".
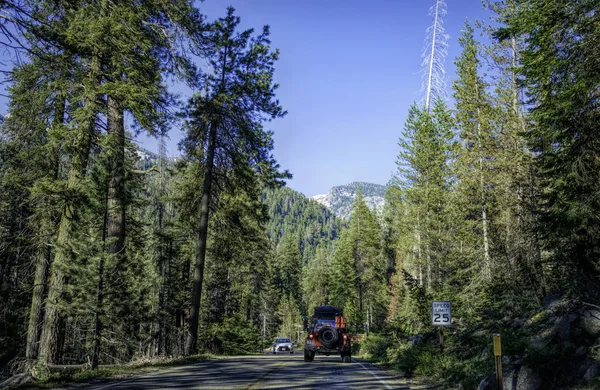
{"left": 432, "top": 301, "right": 452, "bottom": 326}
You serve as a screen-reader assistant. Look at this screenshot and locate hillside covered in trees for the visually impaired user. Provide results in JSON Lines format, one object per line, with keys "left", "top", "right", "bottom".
{"left": 263, "top": 187, "right": 343, "bottom": 260}
{"left": 1, "top": 0, "right": 600, "bottom": 389}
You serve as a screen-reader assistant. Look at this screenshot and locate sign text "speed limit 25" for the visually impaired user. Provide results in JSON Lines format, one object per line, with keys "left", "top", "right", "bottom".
{"left": 432, "top": 301, "right": 452, "bottom": 326}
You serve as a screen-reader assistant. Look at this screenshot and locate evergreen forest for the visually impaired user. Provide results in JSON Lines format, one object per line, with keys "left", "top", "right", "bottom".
{"left": 1, "top": 0, "right": 600, "bottom": 388}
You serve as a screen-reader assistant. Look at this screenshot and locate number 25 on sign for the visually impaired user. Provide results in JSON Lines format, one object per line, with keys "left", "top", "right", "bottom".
{"left": 431, "top": 301, "right": 452, "bottom": 326}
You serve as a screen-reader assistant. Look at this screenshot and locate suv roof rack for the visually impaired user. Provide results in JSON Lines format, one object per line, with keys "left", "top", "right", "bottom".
{"left": 312, "top": 306, "right": 343, "bottom": 318}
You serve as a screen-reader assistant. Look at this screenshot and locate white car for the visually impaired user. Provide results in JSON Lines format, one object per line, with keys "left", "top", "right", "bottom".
{"left": 272, "top": 337, "right": 294, "bottom": 354}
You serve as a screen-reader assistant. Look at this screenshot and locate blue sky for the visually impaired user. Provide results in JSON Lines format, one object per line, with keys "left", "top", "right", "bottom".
{"left": 179, "top": 0, "right": 492, "bottom": 197}
{"left": 1, "top": 0, "right": 492, "bottom": 197}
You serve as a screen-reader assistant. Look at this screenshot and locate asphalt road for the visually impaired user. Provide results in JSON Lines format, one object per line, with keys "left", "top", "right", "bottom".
{"left": 77, "top": 353, "right": 428, "bottom": 390}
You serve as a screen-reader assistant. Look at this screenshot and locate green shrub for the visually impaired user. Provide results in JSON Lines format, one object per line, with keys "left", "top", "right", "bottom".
{"left": 360, "top": 334, "right": 390, "bottom": 362}
{"left": 205, "top": 315, "right": 261, "bottom": 355}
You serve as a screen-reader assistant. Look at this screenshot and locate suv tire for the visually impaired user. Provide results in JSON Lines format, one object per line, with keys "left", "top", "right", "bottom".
{"left": 318, "top": 327, "right": 339, "bottom": 349}
{"left": 303, "top": 349, "right": 314, "bottom": 362}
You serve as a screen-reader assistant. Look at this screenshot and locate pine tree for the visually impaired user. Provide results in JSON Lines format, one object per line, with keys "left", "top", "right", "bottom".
{"left": 302, "top": 244, "right": 331, "bottom": 310}
{"left": 395, "top": 97, "right": 454, "bottom": 289}
{"left": 0, "top": 54, "right": 69, "bottom": 368}
{"left": 274, "top": 233, "right": 303, "bottom": 307}
{"left": 503, "top": 0, "right": 600, "bottom": 296}
{"left": 348, "top": 186, "right": 385, "bottom": 331}
{"left": 452, "top": 22, "right": 497, "bottom": 282}
{"left": 329, "top": 230, "right": 361, "bottom": 329}
{"left": 181, "top": 7, "right": 288, "bottom": 355}
{"left": 277, "top": 293, "right": 303, "bottom": 344}
{"left": 482, "top": 0, "right": 546, "bottom": 305}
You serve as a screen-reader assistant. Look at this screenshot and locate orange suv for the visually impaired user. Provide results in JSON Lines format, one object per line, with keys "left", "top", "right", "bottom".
{"left": 303, "top": 306, "right": 352, "bottom": 363}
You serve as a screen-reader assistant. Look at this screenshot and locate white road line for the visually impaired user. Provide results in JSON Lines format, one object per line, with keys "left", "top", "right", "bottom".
{"left": 352, "top": 359, "right": 393, "bottom": 389}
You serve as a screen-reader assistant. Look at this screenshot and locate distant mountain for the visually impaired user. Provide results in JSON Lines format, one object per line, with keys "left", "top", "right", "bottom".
{"left": 262, "top": 187, "right": 343, "bottom": 262}
{"left": 311, "top": 182, "right": 387, "bottom": 220}
{"left": 135, "top": 147, "right": 180, "bottom": 170}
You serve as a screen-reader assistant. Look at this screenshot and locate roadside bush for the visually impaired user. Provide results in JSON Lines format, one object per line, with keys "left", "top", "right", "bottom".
{"left": 411, "top": 342, "right": 488, "bottom": 388}
{"left": 360, "top": 334, "right": 390, "bottom": 362}
{"left": 205, "top": 316, "right": 261, "bottom": 355}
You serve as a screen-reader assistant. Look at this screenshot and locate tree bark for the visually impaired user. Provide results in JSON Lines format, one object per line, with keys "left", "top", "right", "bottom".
{"left": 475, "top": 82, "right": 491, "bottom": 280}
{"left": 91, "top": 253, "right": 105, "bottom": 369}
{"left": 106, "top": 96, "right": 126, "bottom": 258}
{"left": 91, "top": 95, "right": 126, "bottom": 369}
{"left": 26, "top": 243, "right": 51, "bottom": 361}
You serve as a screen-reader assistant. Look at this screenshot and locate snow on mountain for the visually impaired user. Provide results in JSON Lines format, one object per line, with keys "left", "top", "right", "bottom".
{"left": 311, "top": 182, "right": 386, "bottom": 220}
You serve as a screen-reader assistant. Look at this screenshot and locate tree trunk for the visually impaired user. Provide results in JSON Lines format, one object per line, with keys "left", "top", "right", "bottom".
{"left": 184, "top": 120, "right": 218, "bottom": 356}
{"left": 106, "top": 96, "right": 126, "bottom": 258}
{"left": 90, "top": 95, "right": 125, "bottom": 369}
{"left": 529, "top": 164, "right": 545, "bottom": 296}
{"left": 481, "top": 192, "right": 491, "bottom": 279}
{"left": 91, "top": 253, "right": 105, "bottom": 369}
{"left": 425, "top": 0, "right": 441, "bottom": 112}
{"left": 509, "top": 31, "right": 545, "bottom": 297}
{"left": 157, "top": 134, "right": 166, "bottom": 356}
{"left": 358, "top": 284, "right": 363, "bottom": 316}
{"left": 426, "top": 246, "right": 432, "bottom": 291}
{"left": 475, "top": 82, "right": 491, "bottom": 280}
{"left": 416, "top": 216, "right": 423, "bottom": 287}
{"left": 92, "top": 179, "right": 110, "bottom": 369}
{"left": 26, "top": 244, "right": 51, "bottom": 362}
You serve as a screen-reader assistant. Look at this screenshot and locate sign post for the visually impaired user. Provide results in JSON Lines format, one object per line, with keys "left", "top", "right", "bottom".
{"left": 431, "top": 301, "right": 452, "bottom": 353}
{"left": 494, "top": 334, "right": 503, "bottom": 389}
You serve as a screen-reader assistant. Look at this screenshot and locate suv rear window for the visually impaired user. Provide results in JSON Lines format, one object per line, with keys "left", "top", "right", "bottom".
{"left": 316, "top": 319, "right": 335, "bottom": 328}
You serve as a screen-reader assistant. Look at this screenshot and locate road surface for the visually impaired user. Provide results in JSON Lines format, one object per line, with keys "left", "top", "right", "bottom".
{"left": 76, "top": 353, "right": 431, "bottom": 390}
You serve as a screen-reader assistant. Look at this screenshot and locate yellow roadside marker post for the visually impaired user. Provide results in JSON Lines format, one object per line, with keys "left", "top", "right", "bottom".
{"left": 494, "top": 333, "right": 503, "bottom": 389}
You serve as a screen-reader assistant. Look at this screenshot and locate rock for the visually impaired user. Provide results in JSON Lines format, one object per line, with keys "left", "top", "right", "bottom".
{"left": 478, "top": 374, "right": 498, "bottom": 390}
{"left": 515, "top": 366, "right": 542, "bottom": 390}
{"left": 557, "top": 314, "right": 579, "bottom": 340}
{"left": 529, "top": 330, "right": 553, "bottom": 350}
{"left": 0, "top": 373, "right": 35, "bottom": 389}
{"left": 502, "top": 365, "right": 541, "bottom": 390}
{"left": 543, "top": 294, "right": 562, "bottom": 308}
{"left": 581, "top": 309, "right": 600, "bottom": 336}
{"left": 513, "top": 357, "right": 524, "bottom": 366}
{"left": 544, "top": 296, "right": 573, "bottom": 314}
{"left": 576, "top": 346, "right": 588, "bottom": 356}
{"left": 407, "top": 335, "right": 422, "bottom": 346}
{"left": 511, "top": 318, "right": 525, "bottom": 328}
{"left": 480, "top": 365, "right": 541, "bottom": 390}
{"left": 478, "top": 347, "right": 490, "bottom": 359}
{"left": 584, "top": 362, "right": 600, "bottom": 381}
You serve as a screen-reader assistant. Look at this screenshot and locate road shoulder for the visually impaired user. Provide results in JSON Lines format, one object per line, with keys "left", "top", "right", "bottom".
{"left": 351, "top": 357, "right": 438, "bottom": 390}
